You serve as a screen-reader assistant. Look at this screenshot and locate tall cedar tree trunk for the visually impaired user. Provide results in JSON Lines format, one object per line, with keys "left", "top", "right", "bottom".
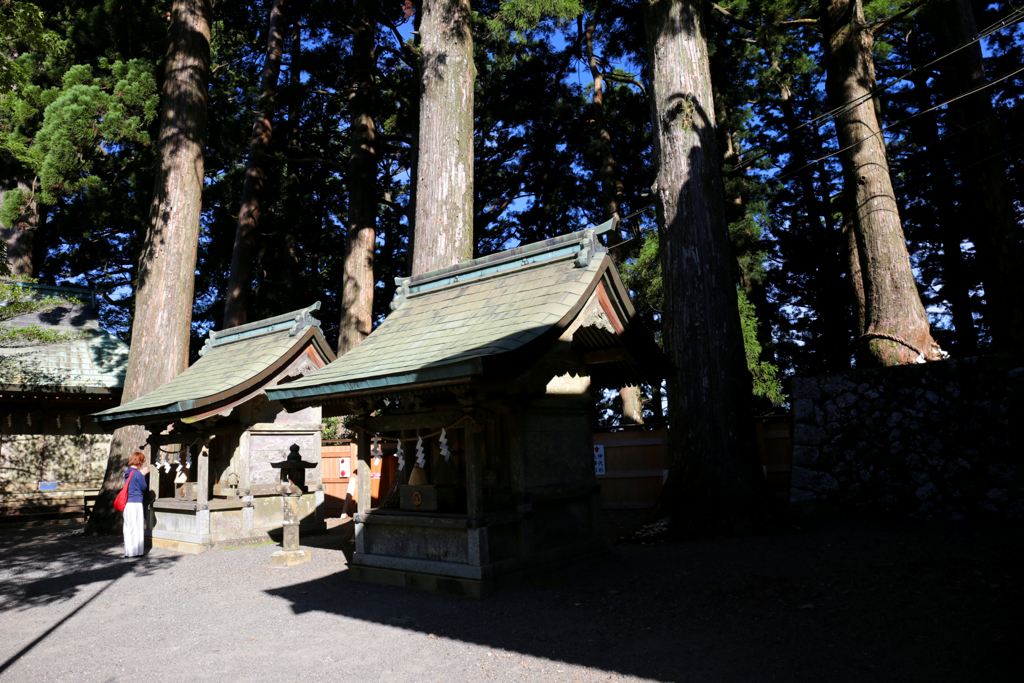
{"left": 87, "top": 0, "right": 211, "bottom": 533}
{"left": 223, "top": 0, "right": 288, "bottom": 328}
{"left": 778, "top": 84, "right": 850, "bottom": 370}
{"left": 937, "top": 0, "right": 1023, "bottom": 349}
{"left": 279, "top": 15, "right": 304, "bottom": 291}
{"left": 2, "top": 178, "right": 43, "bottom": 277}
{"left": 411, "top": 0, "right": 474, "bottom": 276}
{"left": 821, "top": 0, "right": 938, "bottom": 366}
{"left": 642, "top": 0, "right": 776, "bottom": 535}
{"left": 583, "top": 14, "right": 643, "bottom": 424}
{"left": 907, "top": 60, "right": 976, "bottom": 352}
{"left": 338, "top": 0, "right": 378, "bottom": 355}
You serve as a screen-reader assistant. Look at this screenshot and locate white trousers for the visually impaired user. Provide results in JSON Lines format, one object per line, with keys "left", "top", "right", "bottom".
{"left": 123, "top": 502, "right": 145, "bottom": 557}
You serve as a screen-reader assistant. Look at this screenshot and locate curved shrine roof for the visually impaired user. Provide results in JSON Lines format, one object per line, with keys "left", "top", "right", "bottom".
{"left": 267, "top": 221, "right": 667, "bottom": 403}
{"left": 93, "top": 303, "right": 333, "bottom": 425}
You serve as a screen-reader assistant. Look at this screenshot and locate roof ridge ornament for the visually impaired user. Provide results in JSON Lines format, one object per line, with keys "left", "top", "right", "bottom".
{"left": 199, "top": 302, "right": 323, "bottom": 356}
{"left": 289, "top": 301, "right": 322, "bottom": 337}
{"left": 387, "top": 218, "right": 618, "bottom": 311}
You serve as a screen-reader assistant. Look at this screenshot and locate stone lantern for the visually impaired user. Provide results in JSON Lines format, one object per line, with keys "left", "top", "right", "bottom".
{"left": 270, "top": 445, "right": 317, "bottom": 566}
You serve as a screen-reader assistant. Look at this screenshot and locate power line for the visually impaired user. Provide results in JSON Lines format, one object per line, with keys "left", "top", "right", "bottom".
{"left": 729, "top": 6, "right": 1024, "bottom": 174}
{"left": 776, "top": 63, "right": 1024, "bottom": 182}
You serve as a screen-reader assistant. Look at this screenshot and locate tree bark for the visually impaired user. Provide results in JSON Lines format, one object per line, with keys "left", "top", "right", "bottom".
{"left": 936, "top": 0, "right": 1022, "bottom": 350}
{"left": 2, "top": 178, "right": 42, "bottom": 277}
{"left": 411, "top": 0, "right": 474, "bottom": 276}
{"left": 821, "top": 0, "right": 939, "bottom": 366}
{"left": 338, "top": 0, "right": 378, "bottom": 356}
{"left": 843, "top": 212, "right": 866, "bottom": 338}
{"left": 642, "top": 0, "right": 776, "bottom": 536}
{"left": 223, "top": 0, "right": 288, "bottom": 328}
{"left": 87, "top": 0, "right": 211, "bottom": 534}
{"left": 583, "top": 13, "right": 643, "bottom": 424}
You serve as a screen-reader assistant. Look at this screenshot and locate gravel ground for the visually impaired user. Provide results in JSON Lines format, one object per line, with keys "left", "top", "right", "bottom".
{"left": 0, "top": 516, "right": 1020, "bottom": 683}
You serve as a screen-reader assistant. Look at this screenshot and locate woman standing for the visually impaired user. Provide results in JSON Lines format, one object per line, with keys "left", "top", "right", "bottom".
{"left": 123, "top": 451, "right": 149, "bottom": 557}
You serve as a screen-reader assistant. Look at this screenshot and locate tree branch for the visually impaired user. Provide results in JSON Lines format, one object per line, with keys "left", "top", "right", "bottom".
{"left": 602, "top": 71, "right": 646, "bottom": 95}
{"left": 260, "top": 153, "right": 343, "bottom": 169}
{"left": 871, "top": 0, "right": 930, "bottom": 36}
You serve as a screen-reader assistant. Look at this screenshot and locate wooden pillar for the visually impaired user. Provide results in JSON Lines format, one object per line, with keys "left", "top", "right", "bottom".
{"left": 356, "top": 429, "right": 371, "bottom": 515}
{"left": 464, "top": 425, "right": 483, "bottom": 520}
{"left": 465, "top": 424, "right": 489, "bottom": 567}
{"left": 197, "top": 441, "right": 211, "bottom": 536}
{"left": 354, "top": 429, "right": 370, "bottom": 555}
{"left": 239, "top": 431, "right": 254, "bottom": 531}
{"left": 147, "top": 429, "right": 161, "bottom": 531}
{"left": 149, "top": 430, "right": 162, "bottom": 500}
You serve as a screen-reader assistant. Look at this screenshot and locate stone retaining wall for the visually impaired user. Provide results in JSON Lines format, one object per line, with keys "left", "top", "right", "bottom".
{"left": 790, "top": 355, "right": 1024, "bottom": 521}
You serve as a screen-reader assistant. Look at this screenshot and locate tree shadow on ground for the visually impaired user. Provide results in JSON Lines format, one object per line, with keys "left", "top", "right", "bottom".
{"left": 267, "top": 518, "right": 1023, "bottom": 682}
{"left": 0, "top": 529, "right": 180, "bottom": 612}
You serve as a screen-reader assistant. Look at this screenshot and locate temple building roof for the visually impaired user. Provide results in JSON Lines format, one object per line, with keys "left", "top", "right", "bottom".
{"left": 93, "top": 303, "right": 334, "bottom": 426}
{"left": 0, "top": 283, "right": 128, "bottom": 394}
{"left": 267, "top": 220, "right": 670, "bottom": 406}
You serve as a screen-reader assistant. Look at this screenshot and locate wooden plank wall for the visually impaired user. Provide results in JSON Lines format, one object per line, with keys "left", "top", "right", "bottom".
{"left": 594, "top": 427, "right": 669, "bottom": 510}
{"left": 0, "top": 488, "right": 99, "bottom": 529}
{"left": 322, "top": 440, "right": 397, "bottom": 517}
{"left": 322, "top": 442, "right": 356, "bottom": 517}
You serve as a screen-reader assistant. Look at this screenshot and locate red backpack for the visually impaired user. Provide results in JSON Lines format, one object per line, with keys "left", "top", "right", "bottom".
{"left": 113, "top": 469, "right": 135, "bottom": 512}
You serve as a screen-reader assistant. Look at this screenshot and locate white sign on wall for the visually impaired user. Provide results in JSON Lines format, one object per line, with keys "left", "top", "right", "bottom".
{"left": 337, "top": 457, "right": 352, "bottom": 479}
{"left": 593, "top": 444, "right": 606, "bottom": 476}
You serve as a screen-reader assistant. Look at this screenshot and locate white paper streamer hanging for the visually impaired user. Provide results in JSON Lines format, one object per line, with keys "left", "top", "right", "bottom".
{"left": 6, "top": 414, "right": 11, "bottom": 429}
{"left": 26, "top": 413, "right": 31, "bottom": 427}
{"left": 371, "top": 434, "right": 382, "bottom": 459}
{"left": 76, "top": 416, "right": 81, "bottom": 431}
{"left": 415, "top": 436, "right": 425, "bottom": 468}
{"left": 394, "top": 439, "right": 403, "bottom": 459}
{"left": 439, "top": 428, "right": 450, "bottom": 462}
{"left": 56, "top": 415, "right": 61, "bottom": 430}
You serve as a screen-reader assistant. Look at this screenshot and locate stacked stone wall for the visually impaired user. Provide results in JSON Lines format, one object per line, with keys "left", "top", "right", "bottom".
{"left": 790, "top": 355, "right": 1024, "bottom": 520}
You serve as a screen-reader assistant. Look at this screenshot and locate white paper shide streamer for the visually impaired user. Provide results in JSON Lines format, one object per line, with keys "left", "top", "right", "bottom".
{"left": 439, "top": 428, "right": 450, "bottom": 462}
{"left": 415, "top": 436, "right": 426, "bottom": 468}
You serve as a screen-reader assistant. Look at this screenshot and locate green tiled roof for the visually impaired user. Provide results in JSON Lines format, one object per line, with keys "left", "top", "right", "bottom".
{"left": 267, "top": 224, "right": 622, "bottom": 402}
{"left": 94, "top": 303, "right": 332, "bottom": 423}
{"left": 0, "top": 288, "right": 128, "bottom": 392}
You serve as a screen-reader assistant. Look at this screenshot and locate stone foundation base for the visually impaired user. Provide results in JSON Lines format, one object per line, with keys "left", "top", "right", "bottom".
{"left": 271, "top": 549, "right": 311, "bottom": 567}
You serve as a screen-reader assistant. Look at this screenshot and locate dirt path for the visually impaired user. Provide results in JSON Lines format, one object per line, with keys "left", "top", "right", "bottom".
{"left": 0, "top": 517, "right": 1019, "bottom": 682}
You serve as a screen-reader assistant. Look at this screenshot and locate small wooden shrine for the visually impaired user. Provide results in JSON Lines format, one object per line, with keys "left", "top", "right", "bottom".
{"left": 267, "top": 220, "right": 671, "bottom": 595}
{"left": 93, "top": 303, "right": 335, "bottom": 554}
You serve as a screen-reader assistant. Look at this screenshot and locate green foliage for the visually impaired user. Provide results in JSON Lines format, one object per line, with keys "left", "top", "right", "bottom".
{"left": 481, "top": 0, "right": 583, "bottom": 36}
{"left": 738, "top": 289, "right": 785, "bottom": 407}
{"left": 0, "top": 1, "right": 63, "bottom": 92}
{"left": 2, "top": 59, "right": 158, "bottom": 205}
{"left": 321, "top": 416, "right": 343, "bottom": 441}
{"left": 0, "top": 278, "right": 82, "bottom": 346}
{"left": 622, "top": 230, "right": 663, "bottom": 315}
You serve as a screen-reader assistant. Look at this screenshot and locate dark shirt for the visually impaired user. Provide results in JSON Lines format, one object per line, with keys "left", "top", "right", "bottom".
{"left": 124, "top": 468, "right": 148, "bottom": 504}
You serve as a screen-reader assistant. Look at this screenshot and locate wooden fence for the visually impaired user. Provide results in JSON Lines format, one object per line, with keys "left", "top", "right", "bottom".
{"left": 594, "top": 426, "right": 669, "bottom": 510}
{"left": 321, "top": 420, "right": 793, "bottom": 517}
{"left": 322, "top": 440, "right": 397, "bottom": 516}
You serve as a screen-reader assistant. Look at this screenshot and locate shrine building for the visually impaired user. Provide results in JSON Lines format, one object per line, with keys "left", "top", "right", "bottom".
{"left": 93, "top": 303, "right": 334, "bottom": 553}
{"left": 266, "top": 219, "right": 671, "bottom": 596}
